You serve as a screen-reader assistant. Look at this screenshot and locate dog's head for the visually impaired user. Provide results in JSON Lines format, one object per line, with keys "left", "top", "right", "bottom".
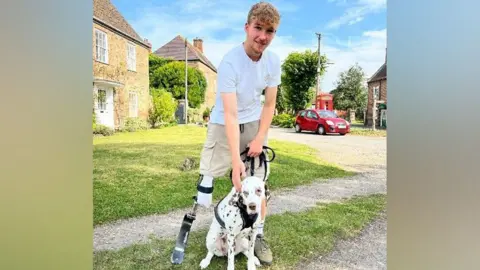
{"left": 239, "top": 176, "right": 265, "bottom": 215}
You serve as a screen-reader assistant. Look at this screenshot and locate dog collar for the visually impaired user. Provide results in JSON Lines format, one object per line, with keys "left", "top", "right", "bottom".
{"left": 214, "top": 196, "right": 259, "bottom": 230}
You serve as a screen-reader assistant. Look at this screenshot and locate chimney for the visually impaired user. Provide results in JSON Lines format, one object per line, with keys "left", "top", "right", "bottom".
{"left": 193, "top": 38, "right": 203, "bottom": 53}
{"left": 144, "top": 38, "right": 152, "bottom": 52}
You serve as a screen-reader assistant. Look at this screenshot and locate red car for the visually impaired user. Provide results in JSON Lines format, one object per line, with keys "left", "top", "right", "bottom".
{"left": 295, "top": 109, "right": 350, "bottom": 135}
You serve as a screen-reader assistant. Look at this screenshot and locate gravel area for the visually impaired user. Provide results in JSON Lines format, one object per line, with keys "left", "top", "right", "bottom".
{"left": 93, "top": 170, "right": 385, "bottom": 251}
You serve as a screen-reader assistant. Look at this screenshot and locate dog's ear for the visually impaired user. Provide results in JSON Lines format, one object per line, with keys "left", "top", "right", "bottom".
{"left": 229, "top": 191, "right": 241, "bottom": 205}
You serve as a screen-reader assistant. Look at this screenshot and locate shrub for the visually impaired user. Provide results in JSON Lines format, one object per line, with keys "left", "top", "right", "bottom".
{"left": 123, "top": 117, "right": 149, "bottom": 132}
{"left": 93, "top": 124, "right": 114, "bottom": 136}
{"left": 148, "top": 88, "right": 178, "bottom": 128}
{"left": 272, "top": 113, "right": 295, "bottom": 128}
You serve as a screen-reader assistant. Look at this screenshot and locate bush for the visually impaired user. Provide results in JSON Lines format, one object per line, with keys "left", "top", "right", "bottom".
{"left": 272, "top": 113, "right": 296, "bottom": 128}
{"left": 148, "top": 88, "right": 178, "bottom": 128}
{"left": 93, "top": 124, "right": 114, "bottom": 136}
{"left": 123, "top": 117, "right": 148, "bottom": 132}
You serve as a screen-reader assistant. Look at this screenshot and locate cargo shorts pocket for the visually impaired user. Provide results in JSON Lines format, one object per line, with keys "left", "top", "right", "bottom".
{"left": 200, "top": 140, "right": 217, "bottom": 173}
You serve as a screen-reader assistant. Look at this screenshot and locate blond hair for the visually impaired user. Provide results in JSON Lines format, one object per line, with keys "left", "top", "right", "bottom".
{"left": 247, "top": 2, "right": 281, "bottom": 26}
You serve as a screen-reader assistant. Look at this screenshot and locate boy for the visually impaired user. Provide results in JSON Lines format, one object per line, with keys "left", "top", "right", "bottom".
{"left": 196, "top": 2, "right": 281, "bottom": 265}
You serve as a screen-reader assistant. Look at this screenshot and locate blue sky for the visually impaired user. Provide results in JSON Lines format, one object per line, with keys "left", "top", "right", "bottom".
{"left": 111, "top": 0, "right": 386, "bottom": 91}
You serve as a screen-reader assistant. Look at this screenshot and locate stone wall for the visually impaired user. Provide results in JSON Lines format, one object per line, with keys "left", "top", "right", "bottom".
{"left": 366, "top": 78, "right": 387, "bottom": 126}
{"left": 92, "top": 22, "right": 150, "bottom": 128}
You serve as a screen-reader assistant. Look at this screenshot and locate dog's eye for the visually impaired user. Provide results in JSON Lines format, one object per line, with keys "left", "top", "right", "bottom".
{"left": 256, "top": 188, "right": 262, "bottom": 194}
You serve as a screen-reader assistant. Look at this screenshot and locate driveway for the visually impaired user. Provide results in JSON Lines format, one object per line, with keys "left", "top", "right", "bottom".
{"left": 268, "top": 127, "right": 386, "bottom": 174}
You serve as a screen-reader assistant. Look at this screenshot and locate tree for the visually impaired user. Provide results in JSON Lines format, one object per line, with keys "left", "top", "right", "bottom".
{"left": 148, "top": 88, "right": 177, "bottom": 127}
{"left": 281, "top": 50, "right": 328, "bottom": 113}
{"left": 275, "top": 85, "right": 288, "bottom": 114}
{"left": 150, "top": 61, "right": 207, "bottom": 109}
{"left": 330, "top": 63, "right": 368, "bottom": 113}
{"left": 149, "top": 54, "right": 172, "bottom": 86}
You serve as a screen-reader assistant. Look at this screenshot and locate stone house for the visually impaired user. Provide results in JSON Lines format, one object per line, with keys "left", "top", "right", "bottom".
{"left": 366, "top": 50, "right": 387, "bottom": 127}
{"left": 92, "top": 0, "right": 152, "bottom": 129}
{"left": 152, "top": 35, "right": 218, "bottom": 116}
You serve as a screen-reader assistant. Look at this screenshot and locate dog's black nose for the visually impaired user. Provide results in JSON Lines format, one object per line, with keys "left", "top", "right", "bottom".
{"left": 249, "top": 204, "right": 256, "bottom": 211}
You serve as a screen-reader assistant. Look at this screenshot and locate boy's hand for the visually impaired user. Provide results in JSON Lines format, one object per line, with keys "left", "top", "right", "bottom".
{"left": 232, "top": 161, "right": 246, "bottom": 192}
{"left": 247, "top": 137, "right": 263, "bottom": 157}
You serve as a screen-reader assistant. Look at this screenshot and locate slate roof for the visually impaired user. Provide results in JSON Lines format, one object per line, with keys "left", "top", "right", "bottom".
{"left": 93, "top": 0, "right": 151, "bottom": 49}
{"left": 153, "top": 35, "right": 217, "bottom": 73}
{"left": 368, "top": 63, "right": 386, "bottom": 83}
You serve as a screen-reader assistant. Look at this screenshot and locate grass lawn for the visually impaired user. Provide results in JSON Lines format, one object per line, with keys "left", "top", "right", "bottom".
{"left": 93, "top": 193, "right": 386, "bottom": 270}
{"left": 349, "top": 127, "right": 387, "bottom": 137}
{"left": 93, "top": 125, "right": 353, "bottom": 226}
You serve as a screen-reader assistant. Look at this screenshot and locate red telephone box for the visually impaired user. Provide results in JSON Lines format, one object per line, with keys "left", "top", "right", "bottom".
{"left": 315, "top": 93, "right": 334, "bottom": 110}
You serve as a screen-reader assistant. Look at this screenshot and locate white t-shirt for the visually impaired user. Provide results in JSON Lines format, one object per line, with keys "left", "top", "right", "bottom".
{"left": 209, "top": 43, "right": 281, "bottom": 125}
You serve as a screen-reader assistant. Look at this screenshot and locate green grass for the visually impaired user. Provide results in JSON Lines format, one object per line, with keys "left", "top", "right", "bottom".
{"left": 93, "top": 125, "right": 354, "bottom": 226}
{"left": 349, "top": 127, "right": 387, "bottom": 137}
{"left": 93, "top": 194, "right": 386, "bottom": 270}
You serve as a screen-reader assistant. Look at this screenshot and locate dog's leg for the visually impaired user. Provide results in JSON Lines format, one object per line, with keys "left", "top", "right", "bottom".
{"left": 199, "top": 250, "right": 215, "bottom": 269}
{"left": 240, "top": 237, "right": 260, "bottom": 267}
{"left": 227, "top": 233, "right": 236, "bottom": 270}
{"left": 247, "top": 230, "right": 260, "bottom": 270}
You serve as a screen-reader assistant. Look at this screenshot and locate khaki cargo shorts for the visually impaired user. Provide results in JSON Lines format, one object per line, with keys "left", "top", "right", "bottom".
{"left": 199, "top": 120, "right": 270, "bottom": 181}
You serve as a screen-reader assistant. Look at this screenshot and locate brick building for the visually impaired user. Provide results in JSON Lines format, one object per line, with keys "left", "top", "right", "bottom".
{"left": 92, "top": 0, "right": 152, "bottom": 129}
{"left": 366, "top": 50, "right": 387, "bottom": 127}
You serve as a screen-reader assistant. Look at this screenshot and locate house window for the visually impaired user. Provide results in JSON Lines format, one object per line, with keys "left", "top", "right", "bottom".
{"left": 129, "top": 92, "right": 138, "bottom": 117}
{"left": 97, "top": 89, "right": 106, "bottom": 110}
{"left": 373, "top": 86, "right": 380, "bottom": 100}
{"left": 127, "top": 43, "right": 136, "bottom": 71}
{"left": 95, "top": 29, "right": 108, "bottom": 64}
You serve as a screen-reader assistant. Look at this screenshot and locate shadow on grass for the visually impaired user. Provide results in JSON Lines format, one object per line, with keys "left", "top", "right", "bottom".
{"left": 93, "top": 142, "right": 353, "bottom": 226}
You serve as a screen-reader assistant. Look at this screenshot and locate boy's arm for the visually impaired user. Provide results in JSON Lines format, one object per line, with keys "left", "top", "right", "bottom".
{"left": 248, "top": 54, "right": 282, "bottom": 157}
{"left": 218, "top": 61, "right": 244, "bottom": 191}
{"left": 247, "top": 86, "right": 277, "bottom": 157}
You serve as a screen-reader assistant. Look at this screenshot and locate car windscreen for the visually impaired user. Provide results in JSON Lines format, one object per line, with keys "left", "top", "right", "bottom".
{"left": 318, "top": 111, "right": 338, "bottom": 118}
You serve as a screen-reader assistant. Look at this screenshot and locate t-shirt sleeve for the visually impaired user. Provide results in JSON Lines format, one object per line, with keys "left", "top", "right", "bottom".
{"left": 216, "top": 60, "right": 237, "bottom": 93}
{"left": 267, "top": 53, "right": 281, "bottom": 87}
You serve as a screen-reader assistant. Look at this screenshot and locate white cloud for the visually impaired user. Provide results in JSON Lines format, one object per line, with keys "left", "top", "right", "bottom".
{"left": 129, "top": 1, "right": 386, "bottom": 94}
{"left": 326, "top": 0, "right": 386, "bottom": 29}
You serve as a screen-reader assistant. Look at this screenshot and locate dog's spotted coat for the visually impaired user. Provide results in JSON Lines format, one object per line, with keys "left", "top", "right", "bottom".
{"left": 200, "top": 176, "right": 265, "bottom": 270}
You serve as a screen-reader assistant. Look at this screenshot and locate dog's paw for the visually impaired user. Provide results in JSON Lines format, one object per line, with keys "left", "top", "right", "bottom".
{"left": 254, "top": 256, "right": 261, "bottom": 266}
{"left": 199, "top": 259, "right": 210, "bottom": 269}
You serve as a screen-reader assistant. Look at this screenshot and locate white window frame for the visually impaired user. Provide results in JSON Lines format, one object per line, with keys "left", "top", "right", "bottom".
{"left": 373, "top": 86, "right": 380, "bottom": 100}
{"left": 95, "top": 29, "right": 108, "bottom": 64}
{"left": 127, "top": 42, "right": 136, "bottom": 71}
{"left": 97, "top": 89, "right": 107, "bottom": 110}
{"left": 129, "top": 91, "right": 138, "bottom": 117}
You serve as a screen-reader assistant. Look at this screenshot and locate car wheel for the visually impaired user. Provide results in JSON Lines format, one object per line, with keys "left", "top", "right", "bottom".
{"left": 340, "top": 133, "right": 346, "bottom": 136}
{"left": 317, "top": 125, "right": 325, "bottom": 135}
{"left": 295, "top": 124, "right": 301, "bottom": 133}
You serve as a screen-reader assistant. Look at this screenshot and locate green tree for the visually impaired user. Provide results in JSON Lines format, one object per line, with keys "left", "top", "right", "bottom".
{"left": 281, "top": 50, "right": 328, "bottom": 113}
{"left": 151, "top": 61, "right": 207, "bottom": 109}
{"left": 275, "top": 85, "right": 288, "bottom": 114}
{"left": 330, "top": 63, "right": 368, "bottom": 113}
{"left": 148, "top": 88, "right": 178, "bottom": 127}
{"left": 149, "top": 54, "right": 172, "bottom": 86}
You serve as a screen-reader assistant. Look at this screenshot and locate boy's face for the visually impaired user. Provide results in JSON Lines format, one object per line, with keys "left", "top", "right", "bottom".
{"left": 244, "top": 19, "right": 278, "bottom": 55}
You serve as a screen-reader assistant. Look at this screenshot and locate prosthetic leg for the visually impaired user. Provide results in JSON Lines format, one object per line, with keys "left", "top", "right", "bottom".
{"left": 171, "top": 175, "right": 213, "bottom": 264}
{"left": 170, "top": 195, "right": 199, "bottom": 264}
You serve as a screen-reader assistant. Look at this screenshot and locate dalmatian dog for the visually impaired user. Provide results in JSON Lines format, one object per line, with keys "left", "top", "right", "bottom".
{"left": 200, "top": 176, "right": 265, "bottom": 270}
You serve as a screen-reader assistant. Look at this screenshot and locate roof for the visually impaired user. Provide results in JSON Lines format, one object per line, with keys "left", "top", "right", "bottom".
{"left": 153, "top": 35, "right": 217, "bottom": 73}
{"left": 368, "top": 63, "right": 387, "bottom": 83}
{"left": 93, "top": 0, "right": 151, "bottom": 49}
